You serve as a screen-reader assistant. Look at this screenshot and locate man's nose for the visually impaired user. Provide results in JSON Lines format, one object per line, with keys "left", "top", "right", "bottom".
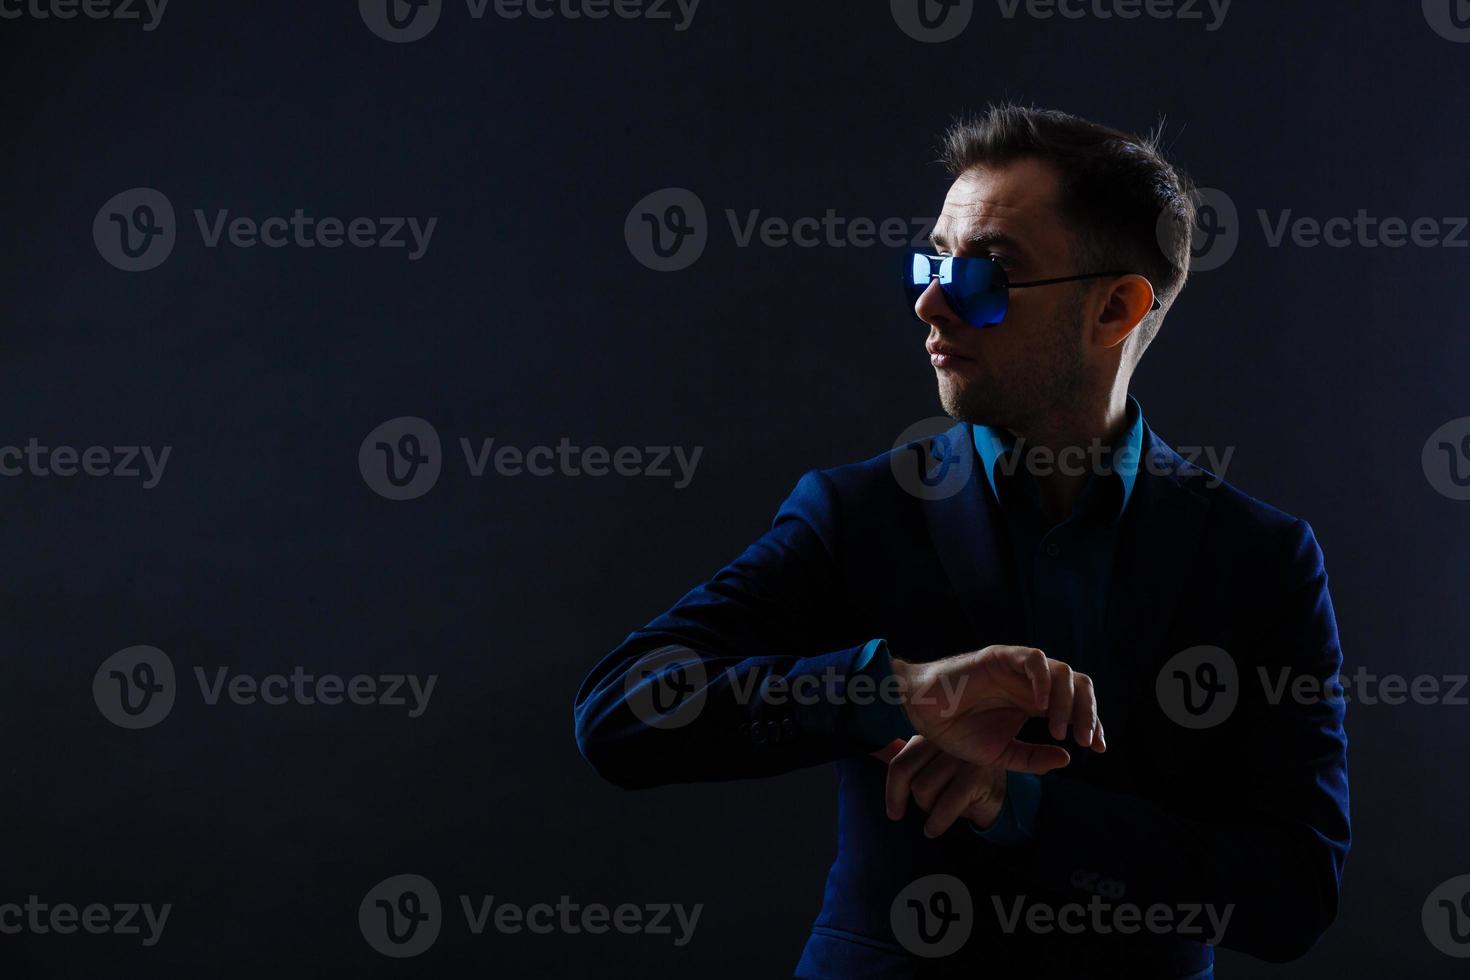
{"left": 914, "top": 277, "right": 961, "bottom": 328}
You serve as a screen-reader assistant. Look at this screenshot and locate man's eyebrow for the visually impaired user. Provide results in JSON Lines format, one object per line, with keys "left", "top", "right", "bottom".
{"left": 928, "top": 228, "right": 1030, "bottom": 259}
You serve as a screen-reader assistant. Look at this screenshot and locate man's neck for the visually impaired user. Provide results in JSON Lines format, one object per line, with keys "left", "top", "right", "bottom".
{"left": 1008, "top": 395, "right": 1132, "bottom": 525}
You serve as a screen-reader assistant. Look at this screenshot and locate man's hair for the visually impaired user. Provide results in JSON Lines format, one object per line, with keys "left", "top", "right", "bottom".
{"left": 938, "top": 103, "right": 1197, "bottom": 353}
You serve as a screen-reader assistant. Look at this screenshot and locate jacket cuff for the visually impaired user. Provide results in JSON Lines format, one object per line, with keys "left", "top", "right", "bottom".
{"left": 971, "top": 773, "right": 1041, "bottom": 846}
{"left": 844, "top": 639, "right": 917, "bottom": 749}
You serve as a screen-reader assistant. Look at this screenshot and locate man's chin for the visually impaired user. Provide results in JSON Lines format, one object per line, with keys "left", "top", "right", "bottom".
{"left": 937, "top": 377, "right": 995, "bottom": 426}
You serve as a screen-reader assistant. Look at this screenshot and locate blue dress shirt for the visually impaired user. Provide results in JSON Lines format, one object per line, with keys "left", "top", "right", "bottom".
{"left": 850, "top": 396, "right": 1146, "bottom": 844}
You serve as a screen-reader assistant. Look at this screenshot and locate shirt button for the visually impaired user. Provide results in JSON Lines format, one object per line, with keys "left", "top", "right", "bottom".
{"left": 1045, "top": 542, "right": 1061, "bottom": 557}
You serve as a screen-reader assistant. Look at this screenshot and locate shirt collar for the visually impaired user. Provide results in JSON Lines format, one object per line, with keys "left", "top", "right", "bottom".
{"left": 971, "top": 395, "right": 1145, "bottom": 521}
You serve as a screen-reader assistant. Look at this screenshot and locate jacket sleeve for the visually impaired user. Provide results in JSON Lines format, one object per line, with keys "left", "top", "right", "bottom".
{"left": 1000, "top": 518, "right": 1351, "bottom": 963}
{"left": 573, "top": 468, "right": 896, "bottom": 788}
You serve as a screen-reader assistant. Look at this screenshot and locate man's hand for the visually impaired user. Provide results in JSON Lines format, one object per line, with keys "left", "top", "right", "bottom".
{"left": 889, "top": 645, "right": 1105, "bottom": 774}
{"left": 873, "top": 735, "right": 1006, "bottom": 837}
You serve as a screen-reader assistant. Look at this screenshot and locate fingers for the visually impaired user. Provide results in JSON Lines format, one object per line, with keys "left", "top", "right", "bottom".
{"left": 909, "top": 751, "right": 963, "bottom": 813}
{"left": 924, "top": 772, "right": 980, "bottom": 838}
{"left": 869, "top": 738, "right": 907, "bottom": 765}
{"left": 879, "top": 741, "right": 1017, "bottom": 839}
{"left": 1092, "top": 714, "right": 1108, "bottom": 753}
{"left": 1042, "top": 662, "right": 1104, "bottom": 751}
{"left": 1047, "top": 662, "right": 1075, "bottom": 741}
{"left": 885, "top": 736, "right": 941, "bottom": 820}
{"left": 894, "top": 745, "right": 994, "bottom": 838}
{"left": 1072, "top": 673, "right": 1097, "bottom": 749}
{"left": 994, "top": 738, "right": 1070, "bottom": 775}
{"left": 975, "top": 645, "right": 1051, "bottom": 713}
{"left": 1020, "top": 647, "right": 1050, "bottom": 712}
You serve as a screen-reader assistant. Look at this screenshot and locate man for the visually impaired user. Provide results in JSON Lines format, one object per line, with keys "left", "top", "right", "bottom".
{"left": 574, "top": 104, "right": 1350, "bottom": 979}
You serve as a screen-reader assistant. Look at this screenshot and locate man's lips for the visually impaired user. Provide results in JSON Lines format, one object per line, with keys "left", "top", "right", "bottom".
{"left": 927, "top": 342, "right": 974, "bottom": 369}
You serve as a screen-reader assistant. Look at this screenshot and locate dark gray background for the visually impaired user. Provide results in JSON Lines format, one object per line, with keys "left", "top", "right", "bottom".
{"left": 1, "top": 0, "right": 1466, "bottom": 976}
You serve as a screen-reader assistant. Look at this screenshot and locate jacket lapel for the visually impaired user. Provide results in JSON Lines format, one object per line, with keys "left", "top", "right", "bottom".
{"left": 920, "top": 422, "right": 1028, "bottom": 651}
{"left": 915, "top": 420, "right": 1210, "bottom": 739}
{"left": 1098, "top": 424, "right": 1210, "bottom": 736}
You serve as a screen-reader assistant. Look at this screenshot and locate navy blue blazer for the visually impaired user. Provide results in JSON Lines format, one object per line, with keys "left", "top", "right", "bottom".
{"left": 575, "top": 420, "right": 1350, "bottom": 979}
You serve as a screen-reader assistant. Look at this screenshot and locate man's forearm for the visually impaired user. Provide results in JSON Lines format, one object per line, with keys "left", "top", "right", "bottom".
{"left": 575, "top": 632, "right": 901, "bottom": 789}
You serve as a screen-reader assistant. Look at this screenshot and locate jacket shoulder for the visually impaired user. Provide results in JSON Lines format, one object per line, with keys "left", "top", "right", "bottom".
{"left": 1150, "top": 433, "right": 1319, "bottom": 557}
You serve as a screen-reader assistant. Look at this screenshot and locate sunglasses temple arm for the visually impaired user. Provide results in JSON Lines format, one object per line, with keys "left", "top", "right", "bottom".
{"left": 1008, "top": 271, "right": 1162, "bottom": 311}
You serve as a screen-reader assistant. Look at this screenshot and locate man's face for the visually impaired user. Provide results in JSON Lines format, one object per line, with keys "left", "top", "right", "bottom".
{"left": 919, "top": 158, "right": 1091, "bottom": 430}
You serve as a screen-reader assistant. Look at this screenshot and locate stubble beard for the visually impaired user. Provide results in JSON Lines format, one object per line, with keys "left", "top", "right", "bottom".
{"left": 937, "top": 294, "right": 1088, "bottom": 432}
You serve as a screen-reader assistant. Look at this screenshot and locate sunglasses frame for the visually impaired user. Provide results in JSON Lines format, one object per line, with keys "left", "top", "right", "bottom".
{"left": 905, "top": 251, "right": 1161, "bottom": 328}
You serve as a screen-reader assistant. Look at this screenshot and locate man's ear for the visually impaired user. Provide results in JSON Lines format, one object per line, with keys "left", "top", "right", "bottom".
{"left": 1094, "top": 275, "right": 1156, "bottom": 349}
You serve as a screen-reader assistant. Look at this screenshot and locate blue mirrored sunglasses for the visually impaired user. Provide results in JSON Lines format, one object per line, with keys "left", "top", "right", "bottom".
{"left": 903, "top": 250, "right": 1160, "bottom": 329}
